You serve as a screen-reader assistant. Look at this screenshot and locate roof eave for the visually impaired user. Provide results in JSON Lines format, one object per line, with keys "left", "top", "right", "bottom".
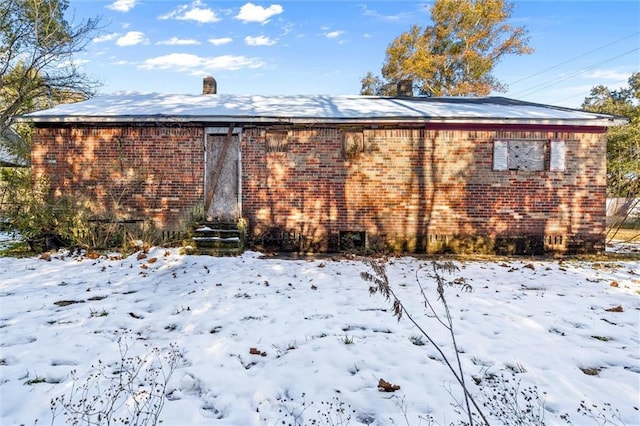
{"left": 18, "top": 115, "right": 628, "bottom": 128}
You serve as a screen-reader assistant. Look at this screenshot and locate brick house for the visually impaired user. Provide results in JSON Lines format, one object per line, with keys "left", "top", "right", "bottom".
{"left": 23, "top": 79, "right": 625, "bottom": 254}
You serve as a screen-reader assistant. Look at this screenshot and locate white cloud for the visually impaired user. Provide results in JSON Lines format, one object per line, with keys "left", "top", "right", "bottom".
{"left": 204, "top": 55, "right": 264, "bottom": 70}
{"left": 141, "top": 53, "right": 264, "bottom": 71}
{"left": 160, "top": 0, "right": 220, "bottom": 24}
{"left": 280, "top": 22, "right": 295, "bottom": 36}
{"left": 157, "top": 37, "right": 201, "bottom": 46}
{"left": 208, "top": 37, "right": 233, "bottom": 46}
{"left": 107, "top": 0, "right": 137, "bottom": 12}
{"left": 116, "top": 31, "right": 147, "bottom": 46}
{"left": 325, "top": 30, "right": 345, "bottom": 39}
{"left": 235, "top": 3, "right": 283, "bottom": 23}
{"left": 583, "top": 69, "right": 631, "bottom": 81}
{"left": 359, "top": 4, "right": 413, "bottom": 22}
{"left": 143, "top": 53, "right": 202, "bottom": 69}
{"left": 244, "top": 35, "right": 276, "bottom": 46}
{"left": 93, "top": 33, "right": 119, "bottom": 43}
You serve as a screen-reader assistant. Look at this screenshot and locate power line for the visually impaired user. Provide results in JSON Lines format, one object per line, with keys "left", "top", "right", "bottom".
{"left": 548, "top": 78, "right": 630, "bottom": 106}
{"left": 507, "top": 31, "right": 640, "bottom": 86}
{"left": 511, "top": 47, "right": 640, "bottom": 99}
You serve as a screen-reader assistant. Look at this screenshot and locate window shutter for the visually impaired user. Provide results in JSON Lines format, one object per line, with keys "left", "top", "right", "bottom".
{"left": 493, "top": 140, "right": 508, "bottom": 171}
{"left": 550, "top": 140, "right": 566, "bottom": 171}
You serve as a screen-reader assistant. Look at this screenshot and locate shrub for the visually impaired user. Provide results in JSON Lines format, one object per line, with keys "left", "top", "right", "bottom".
{"left": 0, "top": 169, "right": 91, "bottom": 250}
{"left": 50, "top": 333, "right": 182, "bottom": 425}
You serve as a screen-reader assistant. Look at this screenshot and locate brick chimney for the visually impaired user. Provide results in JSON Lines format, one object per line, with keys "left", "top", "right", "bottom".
{"left": 397, "top": 79, "right": 413, "bottom": 97}
{"left": 203, "top": 76, "right": 217, "bottom": 95}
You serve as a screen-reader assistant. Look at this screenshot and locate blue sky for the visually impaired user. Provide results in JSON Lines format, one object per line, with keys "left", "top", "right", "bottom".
{"left": 69, "top": 0, "right": 639, "bottom": 108}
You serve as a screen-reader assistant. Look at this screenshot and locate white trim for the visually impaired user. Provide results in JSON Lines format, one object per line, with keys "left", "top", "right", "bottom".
{"left": 550, "top": 139, "right": 566, "bottom": 172}
{"left": 20, "top": 116, "right": 628, "bottom": 127}
{"left": 493, "top": 140, "right": 508, "bottom": 171}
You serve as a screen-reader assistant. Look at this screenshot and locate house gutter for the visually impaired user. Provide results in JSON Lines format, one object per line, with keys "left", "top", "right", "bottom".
{"left": 19, "top": 115, "right": 627, "bottom": 128}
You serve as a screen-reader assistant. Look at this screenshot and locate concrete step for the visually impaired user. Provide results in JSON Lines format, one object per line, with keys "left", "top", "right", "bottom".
{"left": 189, "top": 222, "right": 245, "bottom": 255}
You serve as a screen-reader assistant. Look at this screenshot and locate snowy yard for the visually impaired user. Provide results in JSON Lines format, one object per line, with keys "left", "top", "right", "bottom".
{"left": 0, "top": 243, "right": 638, "bottom": 425}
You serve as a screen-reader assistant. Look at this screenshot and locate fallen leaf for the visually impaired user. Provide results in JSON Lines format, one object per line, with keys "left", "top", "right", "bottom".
{"left": 610, "top": 281, "right": 619, "bottom": 288}
{"left": 39, "top": 253, "right": 51, "bottom": 262}
{"left": 249, "top": 347, "right": 267, "bottom": 356}
{"left": 580, "top": 367, "right": 601, "bottom": 376}
{"left": 147, "top": 257, "right": 158, "bottom": 264}
{"left": 87, "top": 252, "right": 99, "bottom": 260}
{"left": 605, "top": 305, "right": 623, "bottom": 313}
{"left": 137, "top": 252, "right": 147, "bottom": 261}
{"left": 378, "top": 378, "right": 400, "bottom": 392}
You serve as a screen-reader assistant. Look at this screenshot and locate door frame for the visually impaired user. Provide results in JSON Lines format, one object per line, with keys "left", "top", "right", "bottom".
{"left": 204, "top": 126, "right": 243, "bottom": 221}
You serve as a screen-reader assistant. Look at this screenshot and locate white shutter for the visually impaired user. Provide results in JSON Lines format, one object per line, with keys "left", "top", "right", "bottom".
{"left": 550, "top": 140, "right": 566, "bottom": 171}
{"left": 493, "top": 140, "right": 508, "bottom": 171}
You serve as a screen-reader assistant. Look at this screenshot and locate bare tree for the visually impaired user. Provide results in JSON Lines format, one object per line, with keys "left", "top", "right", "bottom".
{"left": 1, "top": 0, "right": 101, "bottom": 159}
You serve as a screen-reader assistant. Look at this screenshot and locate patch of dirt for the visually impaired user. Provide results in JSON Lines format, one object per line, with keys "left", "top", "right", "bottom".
{"left": 54, "top": 300, "right": 85, "bottom": 307}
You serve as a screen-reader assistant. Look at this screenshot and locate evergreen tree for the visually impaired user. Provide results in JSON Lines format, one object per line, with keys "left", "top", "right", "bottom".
{"left": 582, "top": 72, "right": 640, "bottom": 202}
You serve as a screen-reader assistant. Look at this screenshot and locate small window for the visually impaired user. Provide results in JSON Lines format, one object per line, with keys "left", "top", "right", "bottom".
{"left": 493, "top": 140, "right": 565, "bottom": 172}
{"left": 266, "top": 130, "right": 289, "bottom": 153}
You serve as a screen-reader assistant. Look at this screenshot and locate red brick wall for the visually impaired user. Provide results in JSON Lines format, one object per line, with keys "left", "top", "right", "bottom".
{"left": 32, "top": 124, "right": 607, "bottom": 253}
{"left": 241, "top": 127, "right": 607, "bottom": 253}
{"left": 32, "top": 125, "right": 204, "bottom": 229}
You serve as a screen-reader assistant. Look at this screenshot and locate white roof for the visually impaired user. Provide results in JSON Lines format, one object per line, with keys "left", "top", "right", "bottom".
{"left": 22, "top": 93, "right": 625, "bottom": 127}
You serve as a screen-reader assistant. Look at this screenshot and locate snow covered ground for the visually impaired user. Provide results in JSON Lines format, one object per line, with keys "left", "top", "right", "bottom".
{"left": 0, "top": 243, "right": 638, "bottom": 425}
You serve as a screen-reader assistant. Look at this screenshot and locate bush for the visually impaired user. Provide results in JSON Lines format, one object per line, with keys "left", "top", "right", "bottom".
{"left": 0, "top": 169, "right": 90, "bottom": 250}
{"left": 0, "top": 169, "right": 164, "bottom": 253}
{"left": 50, "top": 333, "right": 182, "bottom": 425}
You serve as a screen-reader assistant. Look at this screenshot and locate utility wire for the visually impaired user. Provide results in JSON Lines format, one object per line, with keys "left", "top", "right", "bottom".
{"left": 507, "top": 31, "right": 640, "bottom": 86}
{"left": 511, "top": 47, "right": 640, "bottom": 98}
{"left": 548, "top": 78, "right": 630, "bottom": 106}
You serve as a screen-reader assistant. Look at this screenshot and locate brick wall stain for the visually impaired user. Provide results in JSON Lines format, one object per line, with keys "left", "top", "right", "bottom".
{"left": 32, "top": 125, "right": 606, "bottom": 253}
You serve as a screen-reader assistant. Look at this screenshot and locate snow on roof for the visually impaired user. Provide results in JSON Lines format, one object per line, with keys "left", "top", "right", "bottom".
{"left": 22, "top": 93, "right": 625, "bottom": 127}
